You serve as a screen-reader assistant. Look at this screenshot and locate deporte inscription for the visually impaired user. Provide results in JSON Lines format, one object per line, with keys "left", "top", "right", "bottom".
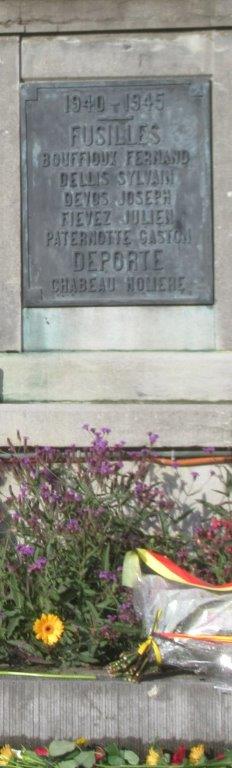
{"left": 21, "top": 79, "right": 213, "bottom": 306}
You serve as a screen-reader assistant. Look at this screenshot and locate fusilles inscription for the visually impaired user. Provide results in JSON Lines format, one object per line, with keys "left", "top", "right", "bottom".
{"left": 21, "top": 79, "right": 213, "bottom": 306}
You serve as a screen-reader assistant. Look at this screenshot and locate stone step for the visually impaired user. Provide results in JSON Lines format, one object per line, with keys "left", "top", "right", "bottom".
{"left": 0, "top": 674, "right": 231, "bottom": 748}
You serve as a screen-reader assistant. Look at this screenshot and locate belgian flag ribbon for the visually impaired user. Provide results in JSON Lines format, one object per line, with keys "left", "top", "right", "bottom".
{"left": 136, "top": 548, "right": 232, "bottom": 592}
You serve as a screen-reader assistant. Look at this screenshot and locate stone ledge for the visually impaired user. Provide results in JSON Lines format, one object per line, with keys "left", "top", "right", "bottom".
{"left": 0, "top": 673, "right": 230, "bottom": 746}
{"left": 0, "top": 352, "right": 232, "bottom": 403}
{"left": 0, "top": 402, "right": 231, "bottom": 446}
{"left": 0, "top": 1, "right": 232, "bottom": 34}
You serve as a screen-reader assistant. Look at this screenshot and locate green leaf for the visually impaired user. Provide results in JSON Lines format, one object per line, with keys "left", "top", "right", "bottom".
{"left": 103, "top": 542, "right": 110, "bottom": 571}
{"left": 75, "top": 751, "right": 95, "bottom": 768}
{"left": 123, "top": 751, "right": 140, "bottom": 765}
{"left": 58, "top": 761, "right": 78, "bottom": 768}
{"left": 108, "top": 758, "right": 126, "bottom": 766}
{"left": 6, "top": 615, "right": 21, "bottom": 638}
{"left": 105, "top": 744, "right": 121, "bottom": 757}
{"left": 49, "top": 741, "right": 76, "bottom": 757}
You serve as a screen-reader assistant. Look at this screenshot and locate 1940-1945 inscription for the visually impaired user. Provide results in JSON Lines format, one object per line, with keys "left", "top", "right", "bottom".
{"left": 21, "top": 79, "right": 213, "bottom": 306}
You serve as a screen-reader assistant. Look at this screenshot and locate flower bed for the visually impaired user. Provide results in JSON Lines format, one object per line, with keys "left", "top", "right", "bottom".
{"left": 0, "top": 427, "right": 231, "bottom": 670}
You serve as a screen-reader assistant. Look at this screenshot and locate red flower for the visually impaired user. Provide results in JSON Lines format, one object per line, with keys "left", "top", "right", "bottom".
{"left": 210, "top": 518, "right": 222, "bottom": 530}
{"left": 172, "top": 746, "right": 186, "bottom": 764}
{"left": 95, "top": 747, "right": 106, "bottom": 762}
{"left": 215, "top": 755, "right": 225, "bottom": 761}
{"left": 35, "top": 747, "right": 49, "bottom": 757}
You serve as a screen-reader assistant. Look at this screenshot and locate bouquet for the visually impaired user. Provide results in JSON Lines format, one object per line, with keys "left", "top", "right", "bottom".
{"left": 108, "top": 550, "right": 232, "bottom": 682}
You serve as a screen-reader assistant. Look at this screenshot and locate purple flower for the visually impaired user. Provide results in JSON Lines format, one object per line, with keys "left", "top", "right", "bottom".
{"left": 148, "top": 432, "right": 159, "bottom": 445}
{"left": 28, "top": 556, "right": 47, "bottom": 573}
{"left": 93, "top": 437, "right": 108, "bottom": 451}
{"left": 17, "top": 484, "right": 29, "bottom": 502}
{"left": 99, "top": 570, "right": 117, "bottom": 582}
{"left": 135, "top": 481, "right": 146, "bottom": 496}
{"left": 203, "top": 446, "right": 215, "bottom": 454}
{"left": 66, "top": 519, "right": 80, "bottom": 532}
{"left": 64, "top": 488, "right": 82, "bottom": 502}
{"left": 17, "top": 544, "right": 35, "bottom": 557}
{"left": 118, "top": 600, "right": 137, "bottom": 624}
{"left": 114, "top": 461, "right": 123, "bottom": 471}
{"left": 21, "top": 457, "right": 32, "bottom": 467}
{"left": 40, "top": 483, "right": 51, "bottom": 501}
{"left": 10, "top": 511, "right": 21, "bottom": 522}
{"left": 40, "top": 483, "right": 62, "bottom": 503}
{"left": 191, "top": 471, "right": 199, "bottom": 480}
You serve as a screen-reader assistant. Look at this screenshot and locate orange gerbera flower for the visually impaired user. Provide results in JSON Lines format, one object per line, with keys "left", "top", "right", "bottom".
{"left": 33, "top": 613, "right": 64, "bottom": 645}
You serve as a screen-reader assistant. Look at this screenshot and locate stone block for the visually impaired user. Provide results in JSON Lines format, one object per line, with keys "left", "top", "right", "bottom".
{"left": 0, "top": 37, "right": 21, "bottom": 351}
{"left": 21, "top": 33, "right": 213, "bottom": 80}
{"left": 0, "top": 351, "right": 231, "bottom": 403}
{"left": 0, "top": 402, "right": 231, "bottom": 447}
{"left": 23, "top": 307, "right": 215, "bottom": 351}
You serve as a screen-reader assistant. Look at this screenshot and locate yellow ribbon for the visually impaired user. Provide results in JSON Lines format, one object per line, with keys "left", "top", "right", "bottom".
{"left": 137, "top": 636, "right": 162, "bottom": 666}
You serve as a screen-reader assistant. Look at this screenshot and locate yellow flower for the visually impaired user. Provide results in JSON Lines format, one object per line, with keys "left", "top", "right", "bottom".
{"left": 0, "top": 745, "right": 14, "bottom": 765}
{"left": 189, "top": 745, "right": 205, "bottom": 764}
{"left": 75, "top": 739, "right": 88, "bottom": 747}
{"left": 146, "top": 748, "right": 161, "bottom": 766}
{"left": 33, "top": 613, "right": 64, "bottom": 645}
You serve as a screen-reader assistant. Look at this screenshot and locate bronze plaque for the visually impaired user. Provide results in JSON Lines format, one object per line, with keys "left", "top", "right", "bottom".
{"left": 21, "top": 79, "right": 213, "bottom": 306}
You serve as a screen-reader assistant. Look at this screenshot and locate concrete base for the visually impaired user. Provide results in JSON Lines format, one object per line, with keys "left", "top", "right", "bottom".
{"left": 0, "top": 673, "right": 231, "bottom": 748}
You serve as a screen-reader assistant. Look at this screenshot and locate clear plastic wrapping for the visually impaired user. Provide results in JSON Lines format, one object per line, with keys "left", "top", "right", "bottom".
{"left": 133, "top": 575, "right": 232, "bottom": 681}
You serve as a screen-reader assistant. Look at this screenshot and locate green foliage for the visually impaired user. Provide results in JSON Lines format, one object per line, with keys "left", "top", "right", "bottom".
{"left": 49, "top": 744, "right": 76, "bottom": 758}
